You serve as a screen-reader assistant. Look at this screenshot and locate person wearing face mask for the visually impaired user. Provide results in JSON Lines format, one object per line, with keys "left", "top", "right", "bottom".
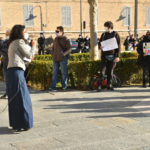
{"left": 49, "top": 26, "right": 71, "bottom": 91}
{"left": 37, "top": 33, "right": 45, "bottom": 55}
{"left": 137, "top": 31, "right": 150, "bottom": 87}
{"left": 0, "top": 30, "right": 11, "bottom": 99}
{"left": 76, "top": 34, "right": 84, "bottom": 53}
{"left": 98, "top": 21, "right": 121, "bottom": 91}
{"left": 7, "top": 25, "right": 34, "bottom": 131}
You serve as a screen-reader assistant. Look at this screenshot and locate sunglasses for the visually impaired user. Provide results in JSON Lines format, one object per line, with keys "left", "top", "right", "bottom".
{"left": 55, "top": 30, "right": 60, "bottom": 33}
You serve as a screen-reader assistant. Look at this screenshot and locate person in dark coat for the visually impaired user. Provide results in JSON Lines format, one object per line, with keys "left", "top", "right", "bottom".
{"left": 137, "top": 31, "right": 150, "bottom": 87}
{"left": 76, "top": 34, "right": 84, "bottom": 52}
{"left": 124, "top": 36, "right": 130, "bottom": 51}
{"left": 0, "top": 30, "right": 10, "bottom": 98}
{"left": 99, "top": 21, "right": 121, "bottom": 91}
{"left": 38, "top": 33, "right": 45, "bottom": 55}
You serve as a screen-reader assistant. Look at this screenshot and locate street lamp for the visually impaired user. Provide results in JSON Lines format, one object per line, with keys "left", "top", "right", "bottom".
{"left": 134, "top": 0, "right": 138, "bottom": 37}
{"left": 116, "top": 9, "right": 131, "bottom": 35}
{"left": 26, "top": 5, "right": 43, "bottom": 31}
{"left": 80, "top": 0, "right": 83, "bottom": 36}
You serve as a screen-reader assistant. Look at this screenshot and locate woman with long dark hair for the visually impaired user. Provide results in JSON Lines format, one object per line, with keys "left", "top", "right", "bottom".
{"left": 7, "top": 25, "right": 34, "bottom": 131}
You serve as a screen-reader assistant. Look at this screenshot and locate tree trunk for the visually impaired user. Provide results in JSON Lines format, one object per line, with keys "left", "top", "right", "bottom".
{"left": 88, "top": 0, "right": 99, "bottom": 60}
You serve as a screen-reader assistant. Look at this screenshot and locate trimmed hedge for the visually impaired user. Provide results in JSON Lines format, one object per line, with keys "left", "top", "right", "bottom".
{"left": 34, "top": 51, "right": 138, "bottom": 62}
{"left": 0, "top": 52, "right": 141, "bottom": 90}
{"left": 34, "top": 53, "right": 90, "bottom": 62}
{"left": 27, "top": 57, "right": 142, "bottom": 90}
{"left": 120, "top": 51, "right": 138, "bottom": 58}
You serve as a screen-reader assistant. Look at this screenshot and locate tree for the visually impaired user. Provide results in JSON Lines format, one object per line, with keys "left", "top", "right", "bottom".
{"left": 88, "top": 0, "right": 99, "bottom": 60}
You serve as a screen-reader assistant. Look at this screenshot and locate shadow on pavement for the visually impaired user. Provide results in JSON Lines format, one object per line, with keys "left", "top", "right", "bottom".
{"left": 0, "top": 127, "right": 19, "bottom": 135}
{"left": 40, "top": 95, "right": 150, "bottom": 102}
{"left": 41, "top": 87, "right": 150, "bottom": 118}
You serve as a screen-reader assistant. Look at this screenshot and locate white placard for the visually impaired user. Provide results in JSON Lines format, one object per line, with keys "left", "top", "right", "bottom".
{"left": 101, "top": 37, "right": 118, "bottom": 52}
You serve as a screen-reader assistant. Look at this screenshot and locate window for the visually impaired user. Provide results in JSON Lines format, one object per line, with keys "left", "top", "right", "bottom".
{"left": 23, "top": 5, "right": 34, "bottom": 27}
{"left": 123, "top": 7, "right": 131, "bottom": 26}
{"left": 62, "top": 6, "right": 71, "bottom": 27}
{"left": 146, "top": 7, "right": 150, "bottom": 26}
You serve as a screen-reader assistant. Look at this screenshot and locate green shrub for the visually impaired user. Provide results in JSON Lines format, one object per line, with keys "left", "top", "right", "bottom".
{"left": 28, "top": 60, "right": 53, "bottom": 90}
{"left": 120, "top": 51, "right": 138, "bottom": 58}
{"left": 26, "top": 57, "right": 142, "bottom": 90}
{"left": 0, "top": 52, "right": 141, "bottom": 90}
{"left": 34, "top": 53, "right": 90, "bottom": 62}
{"left": 34, "top": 52, "right": 138, "bottom": 62}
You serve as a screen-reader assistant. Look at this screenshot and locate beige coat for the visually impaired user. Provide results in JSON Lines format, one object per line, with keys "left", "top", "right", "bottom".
{"left": 8, "top": 39, "right": 33, "bottom": 71}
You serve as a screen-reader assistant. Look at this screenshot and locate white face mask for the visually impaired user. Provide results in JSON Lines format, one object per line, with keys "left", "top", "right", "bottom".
{"left": 24, "top": 33, "right": 29, "bottom": 40}
{"left": 56, "top": 33, "right": 59, "bottom": 37}
{"left": 105, "top": 27, "right": 113, "bottom": 33}
{"left": 6, "top": 36, "right": 9, "bottom": 40}
{"left": 105, "top": 27, "right": 109, "bottom": 32}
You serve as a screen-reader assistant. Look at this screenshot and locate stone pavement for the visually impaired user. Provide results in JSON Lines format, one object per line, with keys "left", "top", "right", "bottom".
{"left": 0, "top": 81, "right": 150, "bottom": 150}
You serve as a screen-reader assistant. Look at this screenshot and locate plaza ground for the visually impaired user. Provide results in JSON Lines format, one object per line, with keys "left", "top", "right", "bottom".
{"left": 0, "top": 81, "right": 150, "bottom": 150}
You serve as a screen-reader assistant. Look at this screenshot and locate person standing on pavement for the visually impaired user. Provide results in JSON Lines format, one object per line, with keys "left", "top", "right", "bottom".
{"left": 49, "top": 26, "right": 71, "bottom": 91}
{"left": 137, "top": 31, "right": 150, "bottom": 88}
{"left": 98, "top": 21, "right": 121, "bottom": 91}
{"left": 38, "top": 33, "right": 45, "bottom": 55}
{"left": 7, "top": 25, "right": 34, "bottom": 131}
{"left": 0, "top": 30, "right": 11, "bottom": 99}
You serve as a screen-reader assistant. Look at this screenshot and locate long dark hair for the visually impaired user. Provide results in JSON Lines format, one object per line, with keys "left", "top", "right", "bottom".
{"left": 9, "top": 25, "right": 25, "bottom": 44}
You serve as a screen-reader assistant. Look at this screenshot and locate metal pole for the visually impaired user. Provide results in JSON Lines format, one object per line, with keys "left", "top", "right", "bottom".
{"left": 134, "top": 0, "right": 138, "bottom": 37}
{"left": 80, "top": 0, "right": 82, "bottom": 36}
{"left": 39, "top": 6, "right": 43, "bottom": 31}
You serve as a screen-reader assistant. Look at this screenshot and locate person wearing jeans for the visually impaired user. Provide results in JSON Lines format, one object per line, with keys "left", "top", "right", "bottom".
{"left": 51, "top": 58, "right": 68, "bottom": 90}
{"left": 49, "top": 26, "right": 71, "bottom": 91}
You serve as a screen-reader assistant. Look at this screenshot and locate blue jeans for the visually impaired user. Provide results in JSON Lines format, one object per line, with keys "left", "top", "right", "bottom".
{"left": 3, "top": 68, "right": 8, "bottom": 94}
{"left": 51, "top": 58, "right": 68, "bottom": 89}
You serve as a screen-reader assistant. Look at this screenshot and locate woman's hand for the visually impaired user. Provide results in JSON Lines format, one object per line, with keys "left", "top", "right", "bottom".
{"left": 99, "top": 46, "right": 104, "bottom": 50}
{"left": 114, "top": 57, "right": 120, "bottom": 63}
{"left": 31, "top": 40, "right": 35, "bottom": 47}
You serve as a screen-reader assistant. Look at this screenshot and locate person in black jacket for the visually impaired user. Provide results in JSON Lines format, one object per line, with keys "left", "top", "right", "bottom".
{"left": 137, "top": 31, "right": 150, "bottom": 87}
{"left": 38, "top": 33, "right": 45, "bottom": 55}
{"left": 0, "top": 30, "right": 10, "bottom": 98}
{"left": 98, "top": 21, "right": 121, "bottom": 91}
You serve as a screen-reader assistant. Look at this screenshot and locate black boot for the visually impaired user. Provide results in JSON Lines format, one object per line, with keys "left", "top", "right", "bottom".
{"left": 107, "top": 85, "right": 114, "bottom": 91}
{"left": 0, "top": 93, "right": 7, "bottom": 99}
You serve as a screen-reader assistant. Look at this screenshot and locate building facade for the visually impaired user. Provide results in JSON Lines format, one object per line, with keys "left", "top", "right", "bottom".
{"left": 0, "top": 0, "right": 150, "bottom": 39}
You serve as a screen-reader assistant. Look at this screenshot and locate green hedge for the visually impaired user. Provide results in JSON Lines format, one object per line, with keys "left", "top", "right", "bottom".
{"left": 0, "top": 52, "right": 141, "bottom": 90}
{"left": 120, "top": 51, "right": 138, "bottom": 58}
{"left": 34, "top": 53, "right": 90, "bottom": 62}
{"left": 27, "top": 57, "right": 142, "bottom": 90}
{"left": 34, "top": 51, "right": 138, "bottom": 62}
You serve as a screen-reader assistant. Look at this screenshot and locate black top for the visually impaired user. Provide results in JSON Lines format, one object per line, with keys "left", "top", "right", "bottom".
{"left": 99, "top": 31, "right": 121, "bottom": 59}
{"left": 137, "top": 36, "right": 150, "bottom": 67}
{"left": 0, "top": 39, "right": 9, "bottom": 69}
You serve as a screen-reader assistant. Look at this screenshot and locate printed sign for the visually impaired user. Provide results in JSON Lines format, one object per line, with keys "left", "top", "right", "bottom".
{"left": 143, "top": 43, "right": 150, "bottom": 56}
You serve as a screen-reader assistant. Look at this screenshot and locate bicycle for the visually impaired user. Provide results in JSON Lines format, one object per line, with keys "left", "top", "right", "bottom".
{"left": 89, "top": 72, "right": 121, "bottom": 90}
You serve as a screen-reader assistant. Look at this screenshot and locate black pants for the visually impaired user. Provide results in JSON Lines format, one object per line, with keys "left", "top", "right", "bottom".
{"left": 143, "top": 66, "right": 150, "bottom": 86}
{"left": 100, "top": 59, "right": 116, "bottom": 86}
{"left": 38, "top": 46, "right": 45, "bottom": 55}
